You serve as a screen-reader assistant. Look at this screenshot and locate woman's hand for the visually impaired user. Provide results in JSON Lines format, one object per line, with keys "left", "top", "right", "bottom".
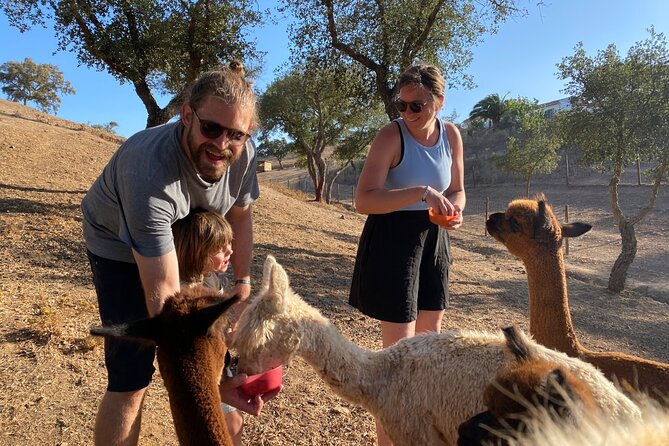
{"left": 219, "top": 373, "right": 282, "bottom": 416}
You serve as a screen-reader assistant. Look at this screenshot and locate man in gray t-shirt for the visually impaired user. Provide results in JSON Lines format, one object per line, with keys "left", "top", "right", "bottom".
{"left": 83, "top": 63, "right": 276, "bottom": 445}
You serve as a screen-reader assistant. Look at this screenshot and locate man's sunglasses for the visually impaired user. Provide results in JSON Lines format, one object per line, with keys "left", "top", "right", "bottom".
{"left": 394, "top": 100, "right": 428, "bottom": 114}
{"left": 192, "top": 109, "right": 250, "bottom": 146}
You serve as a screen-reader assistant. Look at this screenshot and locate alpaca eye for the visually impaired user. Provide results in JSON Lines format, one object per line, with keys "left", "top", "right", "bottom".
{"left": 509, "top": 217, "right": 521, "bottom": 232}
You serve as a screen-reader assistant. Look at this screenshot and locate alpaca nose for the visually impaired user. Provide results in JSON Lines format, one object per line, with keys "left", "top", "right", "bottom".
{"left": 486, "top": 213, "right": 504, "bottom": 233}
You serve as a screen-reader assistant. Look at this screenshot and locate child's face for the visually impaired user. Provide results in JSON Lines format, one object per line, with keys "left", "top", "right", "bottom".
{"left": 209, "top": 244, "right": 233, "bottom": 273}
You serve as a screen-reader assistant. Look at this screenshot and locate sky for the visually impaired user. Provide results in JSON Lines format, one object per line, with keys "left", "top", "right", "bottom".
{"left": 1, "top": 1, "right": 668, "bottom": 138}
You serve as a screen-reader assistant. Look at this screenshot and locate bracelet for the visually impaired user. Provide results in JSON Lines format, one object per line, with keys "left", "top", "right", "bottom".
{"left": 234, "top": 279, "right": 251, "bottom": 286}
{"left": 421, "top": 185, "right": 430, "bottom": 202}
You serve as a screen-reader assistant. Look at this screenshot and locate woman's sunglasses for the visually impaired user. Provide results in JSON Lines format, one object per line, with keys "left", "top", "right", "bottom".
{"left": 192, "top": 109, "right": 250, "bottom": 146}
{"left": 394, "top": 100, "right": 428, "bottom": 113}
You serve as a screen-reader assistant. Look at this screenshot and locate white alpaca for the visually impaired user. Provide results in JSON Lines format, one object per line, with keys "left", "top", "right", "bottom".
{"left": 233, "top": 256, "right": 640, "bottom": 446}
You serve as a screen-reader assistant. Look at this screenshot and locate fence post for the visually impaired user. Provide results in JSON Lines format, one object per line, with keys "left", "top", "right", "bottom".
{"left": 287, "top": 179, "right": 290, "bottom": 190}
{"left": 564, "top": 205, "right": 570, "bottom": 256}
{"left": 485, "top": 197, "right": 489, "bottom": 236}
{"left": 637, "top": 158, "right": 641, "bottom": 186}
{"left": 336, "top": 183, "right": 340, "bottom": 202}
{"left": 565, "top": 154, "right": 570, "bottom": 187}
{"left": 352, "top": 185, "right": 356, "bottom": 208}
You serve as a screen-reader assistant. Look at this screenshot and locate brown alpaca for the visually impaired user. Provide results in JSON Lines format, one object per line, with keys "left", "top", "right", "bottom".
{"left": 486, "top": 196, "right": 669, "bottom": 399}
{"left": 91, "top": 288, "right": 238, "bottom": 446}
{"left": 458, "top": 326, "right": 599, "bottom": 446}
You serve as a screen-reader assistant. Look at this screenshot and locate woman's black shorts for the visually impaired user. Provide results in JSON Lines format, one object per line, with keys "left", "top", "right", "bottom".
{"left": 349, "top": 210, "right": 451, "bottom": 323}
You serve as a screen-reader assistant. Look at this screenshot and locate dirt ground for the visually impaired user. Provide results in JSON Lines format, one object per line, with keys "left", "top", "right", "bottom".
{"left": 0, "top": 99, "right": 667, "bottom": 445}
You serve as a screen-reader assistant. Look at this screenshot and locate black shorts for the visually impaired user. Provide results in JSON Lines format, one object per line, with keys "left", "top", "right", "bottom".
{"left": 348, "top": 210, "right": 451, "bottom": 323}
{"left": 87, "top": 250, "right": 156, "bottom": 392}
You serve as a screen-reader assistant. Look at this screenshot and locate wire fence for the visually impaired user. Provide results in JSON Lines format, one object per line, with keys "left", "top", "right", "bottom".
{"left": 264, "top": 176, "right": 634, "bottom": 256}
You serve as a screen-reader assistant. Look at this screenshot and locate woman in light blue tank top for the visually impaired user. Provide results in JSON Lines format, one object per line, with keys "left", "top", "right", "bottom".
{"left": 349, "top": 64, "right": 466, "bottom": 445}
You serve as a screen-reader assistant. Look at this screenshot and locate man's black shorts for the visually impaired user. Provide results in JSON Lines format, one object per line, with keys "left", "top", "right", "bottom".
{"left": 88, "top": 250, "right": 155, "bottom": 392}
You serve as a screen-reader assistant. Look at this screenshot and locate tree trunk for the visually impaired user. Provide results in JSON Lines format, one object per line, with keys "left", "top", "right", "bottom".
{"left": 524, "top": 174, "right": 531, "bottom": 197}
{"left": 608, "top": 221, "right": 637, "bottom": 293}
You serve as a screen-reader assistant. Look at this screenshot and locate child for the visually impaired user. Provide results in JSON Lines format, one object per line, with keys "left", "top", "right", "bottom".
{"left": 172, "top": 208, "right": 244, "bottom": 445}
{"left": 172, "top": 208, "right": 234, "bottom": 294}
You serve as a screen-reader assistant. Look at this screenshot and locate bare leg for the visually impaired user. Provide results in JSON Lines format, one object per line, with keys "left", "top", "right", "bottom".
{"left": 94, "top": 388, "right": 147, "bottom": 446}
{"left": 374, "top": 320, "right": 417, "bottom": 446}
{"left": 415, "top": 309, "right": 445, "bottom": 334}
{"left": 225, "top": 410, "right": 244, "bottom": 446}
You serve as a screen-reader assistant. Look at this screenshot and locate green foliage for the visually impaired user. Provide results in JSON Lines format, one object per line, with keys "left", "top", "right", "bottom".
{"left": 281, "top": 0, "right": 524, "bottom": 120}
{"left": 556, "top": 27, "right": 669, "bottom": 292}
{"left": 0, "top": 57, "right": 74, "bottom": 114}
{"left": 89, "top": 121, "right": 119, "bottom": 134}
{"left": 469, "top": 92, "right": 510, "bottom": 128}
{"left": 556, "top": 27, "right": 669, "bottom": 172}
{"left": 259, "top": 59, "right": 385, "bottom": 201}
{"left": 3, "top": 1, "right": 263, "bottom": 126}
{"left": 258, "top": 138, "right": 293, "bottom": 167}
{"left": 494, "top": 97, "right": 561, "bottom": 195}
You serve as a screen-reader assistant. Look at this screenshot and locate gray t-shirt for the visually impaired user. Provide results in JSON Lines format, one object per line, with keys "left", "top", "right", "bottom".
{"left": 81, "top": 121, "right": 259, "bottom": 263}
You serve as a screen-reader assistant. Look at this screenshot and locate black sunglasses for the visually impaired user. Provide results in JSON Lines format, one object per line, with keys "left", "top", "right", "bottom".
{"left": 192, "top": 109, "right": 250, "bottom": 146}
{"left": 394, "top": 99, "right": 428, "bottom": 113}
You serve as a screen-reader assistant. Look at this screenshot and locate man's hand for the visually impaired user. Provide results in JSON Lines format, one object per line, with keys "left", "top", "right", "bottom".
{"left": 219, "top": 373, "right": 282, "bottom": 416}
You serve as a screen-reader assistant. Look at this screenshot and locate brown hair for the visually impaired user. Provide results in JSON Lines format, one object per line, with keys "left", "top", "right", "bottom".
{"left": 186, "top": 60, "right": 258, "bottom": 130}
{"left": 172, "top": 209, "right": 234, "bottom": 283}
{"left": 396, "top": 63, "right": 446, "bottom": 102}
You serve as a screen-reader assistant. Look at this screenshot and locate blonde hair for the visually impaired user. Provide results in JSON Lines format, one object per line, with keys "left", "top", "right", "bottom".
{"left": 186, "top": 60, "right": 258, "bottom": 130}
{"left": 172, "top": 209, "right": 234, "bottom": 283}
{"left": 396, "top": 63, "right": 445, "bottom": 102}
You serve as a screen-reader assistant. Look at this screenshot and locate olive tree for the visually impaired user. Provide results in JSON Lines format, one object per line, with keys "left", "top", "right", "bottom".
{"left": 0, "top": 57, "right": 74, "bottom": 113}
{"left": 556, "top": 27, "right": 669, "bottom": 293}
{"left": 3, "top": 0, "right": 263, "bottom": 127}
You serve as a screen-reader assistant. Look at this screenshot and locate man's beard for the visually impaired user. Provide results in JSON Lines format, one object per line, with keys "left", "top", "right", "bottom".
{"left": 186, "top": 131, "right": 236, "bottom": 183}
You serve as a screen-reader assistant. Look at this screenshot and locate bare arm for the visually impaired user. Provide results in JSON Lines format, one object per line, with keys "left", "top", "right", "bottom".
{"left": 132, "top": 249, "right": 180, "bottom": 317}
{"left": 443, "top": 121, "right": 466, "bottom": 214}
{"left": 355, "top": 123, "right": 427, "bottom": 214}
{"left": 226, "top": 203, "right": 254, "bottom": 301}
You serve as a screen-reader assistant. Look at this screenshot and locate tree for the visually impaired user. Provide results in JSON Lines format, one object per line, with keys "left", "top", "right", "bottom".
{"left": 556, "top": 27, "right": 669, "bottom": 293}
{"left": 258, "top": 138, "right": 293, "bottom": 169}
{"left": 324, "top": 111, "right": 385, "bottom": 204}
{"left": 469, "top": 93, "right": 510, "bottom": 128}
{"left": 0, "top": 57, "right": 74, "bottom": 113}
{"left": 494, "top": 97, "right": 561, "bottom": 196}
{"left": 3, "top": 1, "right": 262, "bottom": 127}
{"left": 90, "top": 121, "right": 119, "bottom": 134}
{"left": 282, "top": 0, "right": 525, "bottom": 120}
{"left": 259, "top": 61, "right": 382, "bottom": 202}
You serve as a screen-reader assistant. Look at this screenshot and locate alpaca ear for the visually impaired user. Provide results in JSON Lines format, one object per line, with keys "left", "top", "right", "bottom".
{"left": 90, "top": 317, "right": 161, "bottom": 345}
{"left": 268, "top": 257, "right": 290, "bottom": 298}
{"left": 561, "top": 222, "right": 592, "bottom": 238}
{"left": 261, "top": 255, "right": 277, "bottom": 290}
{"left": 189, "top": 295, "right": 240, "bottom": 334}
{"left": 502, "top": 325, "right": 531, "bottom": 362}
{"left": 532, "top": 200, "right": 553, "bottom": 237}
{"left": 543, "top": 368, "right": 576, "bottom": 407}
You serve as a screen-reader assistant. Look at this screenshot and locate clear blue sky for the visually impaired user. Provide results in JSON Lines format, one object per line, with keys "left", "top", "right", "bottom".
{"left": 1, "top": 1, "right": 667, "bottom": 138}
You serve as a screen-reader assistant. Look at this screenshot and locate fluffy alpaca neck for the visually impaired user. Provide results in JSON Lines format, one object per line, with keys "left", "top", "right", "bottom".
{"left": 524, "top": 247, "right": 669, "bottom": 401}
{"left": 295, "top": 312, "right": 376, "bottom": 407}
{"left": 523, "top": 247, "right": 582, "bottom": 356}
{"left": 158, "top": 338, "right": 231, "bottom": 446}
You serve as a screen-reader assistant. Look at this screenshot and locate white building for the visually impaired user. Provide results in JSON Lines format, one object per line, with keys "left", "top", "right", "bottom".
{"left": 539, "top": 97, "right": 572, "bottom": 118}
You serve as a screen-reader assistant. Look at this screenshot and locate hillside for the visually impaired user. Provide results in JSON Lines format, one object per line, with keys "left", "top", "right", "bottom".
{"left": 0, "top": 99, "right": 667, "bottom": 445}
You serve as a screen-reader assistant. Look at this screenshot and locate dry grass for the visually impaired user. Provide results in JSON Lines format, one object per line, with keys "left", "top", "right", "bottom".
{"left": 0, "top": 99, "right": 667, "bottom": 445}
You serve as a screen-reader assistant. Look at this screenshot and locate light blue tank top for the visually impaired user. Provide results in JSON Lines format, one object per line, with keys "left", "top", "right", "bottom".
{"left": 385, "top": 118, "right": 452, "bottom": 211}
